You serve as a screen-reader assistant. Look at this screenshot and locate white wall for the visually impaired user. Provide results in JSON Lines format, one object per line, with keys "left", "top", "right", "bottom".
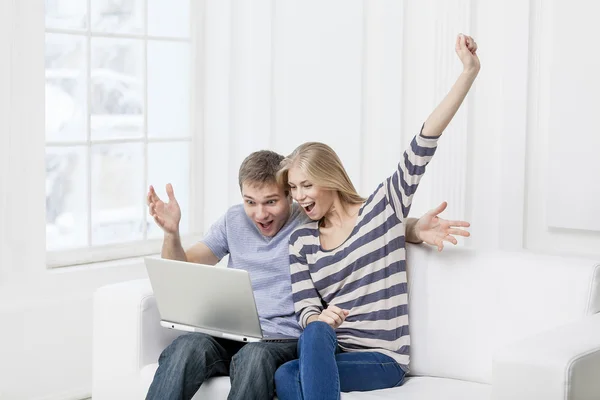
{"left": 203, "top": 0, "right": 600, "bottom": 258}
{"left": 1, "top": 0, "right": 599, "bottom": 399}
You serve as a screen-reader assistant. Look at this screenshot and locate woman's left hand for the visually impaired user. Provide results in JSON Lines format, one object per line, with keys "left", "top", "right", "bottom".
{"left": 456, "top": 34, "right": 480, "bottom": 74}
{"left": 414, "top": 201, "right": 471, "bottom": 252}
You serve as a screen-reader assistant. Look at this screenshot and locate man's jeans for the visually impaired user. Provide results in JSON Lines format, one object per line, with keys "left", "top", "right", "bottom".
{"left": 146, "top": 332, "right": 298, "bottom": 400}
{"left": 274, "top": 322, "right": 406, "bottom": 400}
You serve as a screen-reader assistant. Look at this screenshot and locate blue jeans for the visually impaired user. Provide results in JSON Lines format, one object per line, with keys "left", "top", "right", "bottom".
{"left": 146, "top": 332, "right": 298, "bottom": 400}
{"left": 274, "top": 322, "right": 405, "bottom": 400}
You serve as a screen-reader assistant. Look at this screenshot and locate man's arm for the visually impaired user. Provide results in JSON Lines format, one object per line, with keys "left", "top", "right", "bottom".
{"left": 185, "top": 242, "right": 219, "bottom": 265}
{"left": 161, "top": 233, "right": 220, "bottom": 265}
{"left": 405, "top": 217, "right": 424, "bottom": 244}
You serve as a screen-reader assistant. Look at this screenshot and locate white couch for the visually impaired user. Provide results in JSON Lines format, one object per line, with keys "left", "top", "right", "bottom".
{"left": 93, "top": 244, "right": 600, "bottom": 400}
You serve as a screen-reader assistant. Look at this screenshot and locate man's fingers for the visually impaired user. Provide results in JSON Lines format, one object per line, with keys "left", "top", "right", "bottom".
{"left": 149, "top": 185, "right": 161, "bottom": 203}
{"left": 444, "top": 235, "right": 458, "bottom": 245}
{"left": 447, "top": 228, "right": 470, "bottom": 237}
{"left": 166, "top": 183, "right": 176, "bottom": 202}
{"left": 153, "top": 215, "right": 165, "bottom": 228}
{"left": 427, "top": 201, "right": 448, "bottom": 217}
{"left": 446, "top": 220, "right": 470, "bottom": 228}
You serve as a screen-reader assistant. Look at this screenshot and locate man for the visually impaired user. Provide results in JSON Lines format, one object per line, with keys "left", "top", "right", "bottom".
{"left": 145, "top": 150, "right": 469, "bottom": 400}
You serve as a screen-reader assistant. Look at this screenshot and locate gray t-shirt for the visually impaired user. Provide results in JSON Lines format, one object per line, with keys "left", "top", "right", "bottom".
{"left": 201, "top": 203, "right": 309, "bottom": 337}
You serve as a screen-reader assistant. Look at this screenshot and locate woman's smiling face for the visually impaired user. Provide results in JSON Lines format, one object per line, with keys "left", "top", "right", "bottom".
{"left": 287, "top": 166, "right": 336, "bottom": 220}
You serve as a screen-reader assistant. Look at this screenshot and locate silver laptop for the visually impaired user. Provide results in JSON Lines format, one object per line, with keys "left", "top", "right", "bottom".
{"left": 144, "top": 257, "right": 296, "bottom": 343}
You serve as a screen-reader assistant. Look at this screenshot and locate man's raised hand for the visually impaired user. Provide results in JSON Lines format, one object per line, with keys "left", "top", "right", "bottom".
{"left": 147, "top": 183, "right": 181, "bottom": 235}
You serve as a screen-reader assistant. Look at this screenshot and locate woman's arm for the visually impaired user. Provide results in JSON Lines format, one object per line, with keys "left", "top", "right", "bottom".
{"left": 421, "top": 34, "right": 480, "bottom": 138}
{"left": 289, "top": 236, "right": 323, "bottom": 328}
{"left": 384, "top": 34, "right": 480, "bottom": 220}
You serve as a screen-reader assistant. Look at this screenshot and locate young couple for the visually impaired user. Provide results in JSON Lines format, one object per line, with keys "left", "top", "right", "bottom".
{"left": 146, "top": 33, "right": 479, "bottom": 400}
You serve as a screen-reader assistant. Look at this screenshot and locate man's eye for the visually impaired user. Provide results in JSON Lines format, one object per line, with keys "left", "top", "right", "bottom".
{"left": 304, "top": 185, "right": 312, "bottom": 189}
{"left": 246, "top": 200, "right": 254, "bottom": 205}
{"left": 267, "top": 200, "right": 276, "bottom": 205}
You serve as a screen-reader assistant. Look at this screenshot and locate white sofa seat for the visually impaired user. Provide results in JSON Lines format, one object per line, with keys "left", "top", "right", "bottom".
{"left": 139, "top": 365, "right": 491, "bottom": 400}
{"left": 93, "top": 244, "right": 600, "bottom": 399}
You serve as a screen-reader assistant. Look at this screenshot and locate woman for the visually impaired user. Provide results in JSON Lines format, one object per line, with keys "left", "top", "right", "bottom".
{"left": 274, "top": 34, "right": 480, "bottom": 399}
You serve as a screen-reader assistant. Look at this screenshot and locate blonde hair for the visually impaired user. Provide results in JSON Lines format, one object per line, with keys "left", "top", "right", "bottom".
{"left": 277, "top": 142, "right": 366, "bottom": 206}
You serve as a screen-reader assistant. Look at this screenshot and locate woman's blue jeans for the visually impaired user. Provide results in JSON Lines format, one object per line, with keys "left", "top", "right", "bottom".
{"left": 275, "top": 321, "right": 406, "bottom": 400}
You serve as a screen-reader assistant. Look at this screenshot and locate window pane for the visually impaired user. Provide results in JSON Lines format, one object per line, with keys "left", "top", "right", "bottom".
{"left": 45, "top": 0, "right": 87, "bottom": 30}
{"left": 147, "top": 0, "right": 190, "bottom": 38}
{"left": 91, "top": 0, "right": 143, "bottom": 34}
{"left": 46, "top": 146, "right": 88, "bottom": 250}
{"left": 46, "top": 34, "right": 87, "bottom": 142}
{"left": 91, "top": 38, "right": 144, "bottom": 140}
{"left": 147, "top": 142, "right": 190, "bottom": 239}
{"left": 147, "top": 41, "right": 190, "bottom": 138}
{"left": 91, "top": 143, "right": 144, "bottom": 245}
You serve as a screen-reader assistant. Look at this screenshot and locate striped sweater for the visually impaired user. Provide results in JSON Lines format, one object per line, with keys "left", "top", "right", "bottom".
{"left": 288, "top": 132, "right": 438, "bottom": 370}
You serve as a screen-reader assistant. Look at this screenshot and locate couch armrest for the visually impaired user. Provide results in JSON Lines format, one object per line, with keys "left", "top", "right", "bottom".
{"left": 92, "top": 278, "right": 183, "bottom": 400}
{"left": 492, "top": 312, "right": 600, "bottom": 400}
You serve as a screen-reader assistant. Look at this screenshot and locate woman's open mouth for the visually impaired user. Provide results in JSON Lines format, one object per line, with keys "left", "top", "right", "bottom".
{"left": 301, "top": 202, "right": 315, "bottom": 213}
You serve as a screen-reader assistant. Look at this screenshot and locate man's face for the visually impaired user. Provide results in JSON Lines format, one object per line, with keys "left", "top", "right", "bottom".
{"left": 242, "top": 181, "right": 292, "bottom": 237}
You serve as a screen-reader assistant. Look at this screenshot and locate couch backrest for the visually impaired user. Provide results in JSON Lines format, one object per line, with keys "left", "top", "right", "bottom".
{"left": 405, "top": 244, "right": 600, "bottom": 384}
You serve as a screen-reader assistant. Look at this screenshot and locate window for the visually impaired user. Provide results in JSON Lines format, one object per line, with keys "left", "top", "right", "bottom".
{"left": 45, "top": 0, "right": 200, "bottom": 267}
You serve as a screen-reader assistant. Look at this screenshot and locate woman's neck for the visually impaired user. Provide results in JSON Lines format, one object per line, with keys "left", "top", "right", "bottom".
{"left": 321, "top": 198, "right": 362, "bottom": 229}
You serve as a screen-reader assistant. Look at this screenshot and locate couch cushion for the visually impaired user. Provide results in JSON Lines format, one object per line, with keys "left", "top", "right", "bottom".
{"left": 406, "top": 244, "right": 600, "bottom": 384}
{"left": 140, "top": 364, "right": 490, "bottom": 399}
{"left": 343, "top": 377, "right": 490, "bottom": 399}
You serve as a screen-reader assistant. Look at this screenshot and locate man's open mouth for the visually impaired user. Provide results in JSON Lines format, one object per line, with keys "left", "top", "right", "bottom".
{"left": 258, "top": 221, "right": 274, "bottom": 230}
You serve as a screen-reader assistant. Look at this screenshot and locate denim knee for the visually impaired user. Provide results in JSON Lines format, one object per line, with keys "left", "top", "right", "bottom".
{"left": 163, "top": 333, "right": 213, "bottom": 361}
{"left": 231, "top": 343, "right": 273, "bottom": 369}
{"left": 303, "top": 321, "right": 335, "bottom": 340}
{"left": 274, "top": 360, "right": 299, "bottom": 397}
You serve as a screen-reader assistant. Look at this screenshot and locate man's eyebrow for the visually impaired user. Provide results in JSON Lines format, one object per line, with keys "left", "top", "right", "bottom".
{"left": 243, "top": 194, "right": 280, "bottom": 200}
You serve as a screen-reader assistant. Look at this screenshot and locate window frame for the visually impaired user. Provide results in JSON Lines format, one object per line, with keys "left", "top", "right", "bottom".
{"left": 45, "top": 0, "right": 205, "bottom": 268}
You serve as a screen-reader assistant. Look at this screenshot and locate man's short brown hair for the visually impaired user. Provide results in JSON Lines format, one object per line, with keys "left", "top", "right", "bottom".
{"left": 238, "top": 150, "right": 285, "bottom": 191}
